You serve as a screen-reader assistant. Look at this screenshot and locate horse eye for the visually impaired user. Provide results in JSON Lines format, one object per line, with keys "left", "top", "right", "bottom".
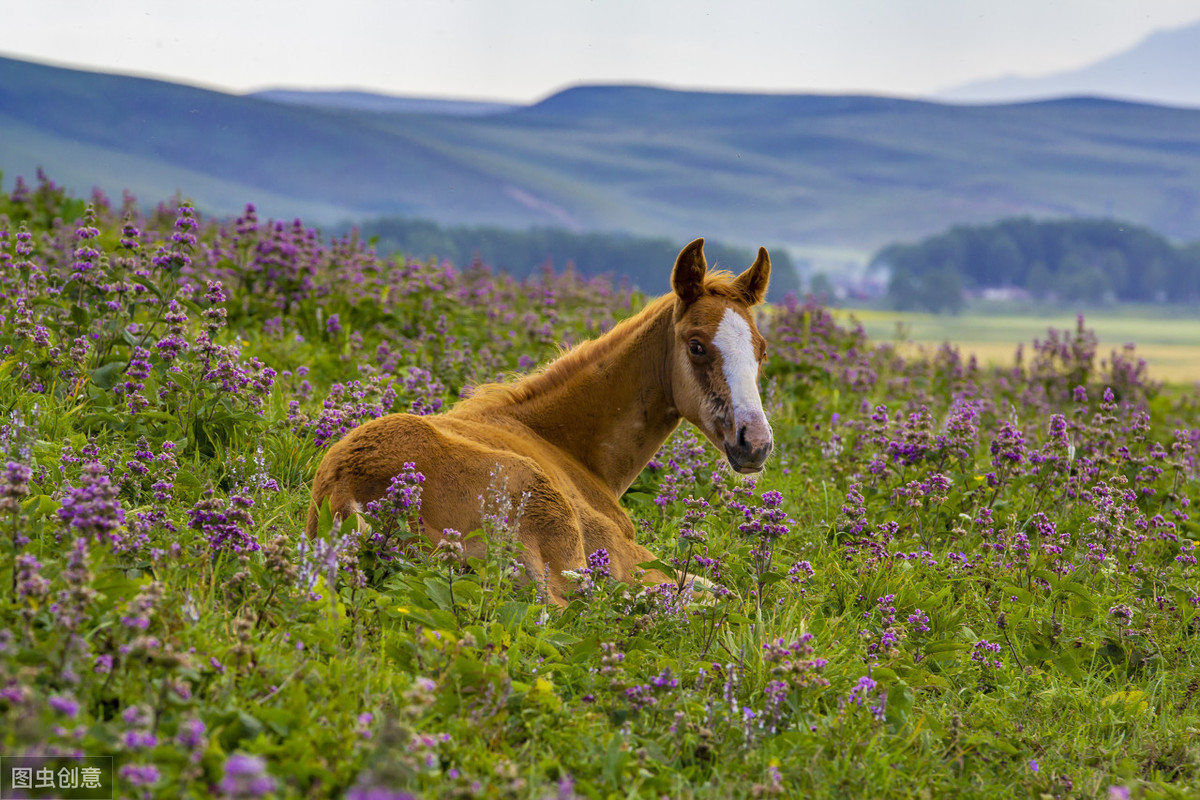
{"left": 689, "top": 340, "right": 706, "bottom": 357}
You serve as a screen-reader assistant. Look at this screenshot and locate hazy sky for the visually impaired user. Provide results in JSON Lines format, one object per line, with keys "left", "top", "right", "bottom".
{"left": 4, "top": 0, "right": 1200, "bottom": 102}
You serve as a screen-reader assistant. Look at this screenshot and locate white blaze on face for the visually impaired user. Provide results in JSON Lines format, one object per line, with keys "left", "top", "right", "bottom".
{"left": 712, "top": 308, "right": 767, "bottom": 430}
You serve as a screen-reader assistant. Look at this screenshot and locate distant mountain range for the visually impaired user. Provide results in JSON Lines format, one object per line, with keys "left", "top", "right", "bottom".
{"left": 3, "top": 53, "right": 1200, "bottom": 260}
{"left": 939, "top": 20, "right": 1200, "bottom": 108}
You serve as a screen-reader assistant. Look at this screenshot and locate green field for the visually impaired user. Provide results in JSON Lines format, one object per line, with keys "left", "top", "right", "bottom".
{"left": 3, "top": 182, "right": 1199, "bottom": 798}
{"left": 845, "top": 308, "right": 1200, "bottom": 384}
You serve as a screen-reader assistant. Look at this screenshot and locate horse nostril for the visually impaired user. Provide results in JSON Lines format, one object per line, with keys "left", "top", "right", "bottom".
{"left": 737, "top": 425, "right": 748, "bottom": 449}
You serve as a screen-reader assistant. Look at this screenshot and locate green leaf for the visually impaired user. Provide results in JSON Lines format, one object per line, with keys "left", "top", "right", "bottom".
{"left": 22, "top": 494, "right": 60, "bottom": 520}
{"left": 923, "top": 640, "right": 969, "bottom": 655}
{"left": 923, "top": 585, "right": 953, "bottom": 609}
{"left": 90, "top": 361, "right": 125, "bottom": 390}
{"left": 637, "top": 558, "right": 677, "bottom": 578}
{"left": 999, "top": 582, "right": 1034, "bottom": 606}
{"left": 451, "top": 578, "right": 482, "bottom": 604}
{"left": 622, "top": 491, "right": 656, "bottom": 506}
{"left": 422, "top": 577, "right": 454, "bottom": 611}
{"left": 1057, "top": 581, "right": 1097, "bottom": 615}
{"left": 885, "top": 682, "right": 913, "bottom": 724}
{"left": 757, "top": 570, "right": 787, "bottom": 586}
{"left": 1055, "top": 649, "right": 1084, "bottom": 682}
{"left": 255, "top": 706, "right": 294, "bottom": 736}
{"left": 498, "top": 601, "right": 530, "bottom": 631}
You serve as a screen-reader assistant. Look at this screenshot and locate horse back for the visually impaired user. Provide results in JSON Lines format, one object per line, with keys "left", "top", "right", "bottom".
{"left": 305, "top": 411, "right": 584, "bottom": 542}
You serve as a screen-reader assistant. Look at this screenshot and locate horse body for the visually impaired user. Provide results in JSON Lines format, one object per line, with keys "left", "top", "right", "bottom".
{"left": 307, "top": 238, "right": 772, "bottom": 604}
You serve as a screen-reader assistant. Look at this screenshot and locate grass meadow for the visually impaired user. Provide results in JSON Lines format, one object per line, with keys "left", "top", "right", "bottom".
{"left": 1, "top": 175, "right": 1198, "bottom": 799}
{"left": 846, "top": 308, "right": 1200, "bottom": 386}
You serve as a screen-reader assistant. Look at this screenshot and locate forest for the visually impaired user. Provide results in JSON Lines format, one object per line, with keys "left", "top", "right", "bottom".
{"left": 873, "top": 218, "right": 1200, "bottom": 312}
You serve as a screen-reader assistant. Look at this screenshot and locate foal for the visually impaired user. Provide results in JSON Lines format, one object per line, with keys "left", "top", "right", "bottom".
{"left": 307, "top": 238, "right": 773, "bottom": 604}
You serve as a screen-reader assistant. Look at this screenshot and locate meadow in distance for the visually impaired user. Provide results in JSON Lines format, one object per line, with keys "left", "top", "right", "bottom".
{"left": 0, "top": 173, "right": 1199, "bottom": 799}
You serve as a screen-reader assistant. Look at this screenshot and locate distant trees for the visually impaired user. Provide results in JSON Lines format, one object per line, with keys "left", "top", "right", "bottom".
{"left": 872, "top": 217, "right": 1200, "bottom": 311}
{"left": 355, "top": 217, "right": 801, "bottom": 302}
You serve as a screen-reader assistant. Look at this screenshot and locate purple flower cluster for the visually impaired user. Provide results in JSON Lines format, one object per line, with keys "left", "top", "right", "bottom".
{"left": 937, "top": 400, "right": 980, "bottom": 462}
{"left": 906, "top": 609, "right": 931, "bottom": 634}
{"left": 361, "top": 463, "right": 425, "bottom": 555}
{"left": 651, "top": 427, "right": 711, "bottom": 508}
{"left": 762, "top": 634, "right": 829, "bottom": 689}
{"left": 15, "top": 553, "right": 50, "bottom": 602}
{"left": 587, "top": 548, "right": 611, "bottom": 579}
{"left": 58, "top": 462, "right": 126, "bottom": 548}
{"left": 990, "top": 422, "right": 1028, "bottom": 470}
{"left": 294, "top": 377, "right": 399, "bottom": 448}
{"left": 568, "top": 548, "right": 613, "bottom": 597}
{"left": 1, "top": 458, "right": 32, "bottom": 513}
{"left": 886, "top": 406, "right": 935, "bottom": 468}
{"left": 843, "top": 675, "right": 887, "bottom": 721}
{"left": 732, "top": 490, "right": 792, "bottom": 541}
{"left": 219, "top": 753, "right": 276, "bottom": 799}
{"left": 187, "top": 487, "right": 258, "bottom": 554}
{"left": 971, "top": 639, "right": 1003, "bottom": 670}
{"left": 401, "top": 366, "right": 445, "bottom": 416}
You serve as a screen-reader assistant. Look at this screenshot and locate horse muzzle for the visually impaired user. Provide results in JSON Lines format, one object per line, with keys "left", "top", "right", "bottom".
{"left": 723, "top": 424, "right": 772, "bottom": 474}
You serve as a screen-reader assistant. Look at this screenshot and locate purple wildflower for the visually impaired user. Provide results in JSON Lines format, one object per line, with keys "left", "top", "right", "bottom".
{"left": 990, "top": 422, "right": 1027, "bottom": 469}
{"left": 907, "top": 609, "right": 931, "bottom": 634}
{"left": 58, "top": 462, "right": 125, "bottom": 548}
{"left": 971, "top": 639, "right": 1003, "bottom": 670}
{"left": 845, "top": 675, "right": 886, "bottom": 720}
{"left": 188, "top": 488, "right": 258, "bottom": 554}
{"left": 48, "top": 693, "right": 80, "bottom": 718}
{"left": 119, "top": 764, "right": 160, "bottom": 788}
{"left": 1, "top": 460, "right": 32, "bottom": 512}
{"left": 587, "top": 548, "right": 611, "bottom": 579}
{"left": 219, "top": 753, "right": 276, "bottom": 799}
{"left": 177, "top": 718, "right": 207, "bottom": 750}
{"left": 15, "top": 554, "right": 49, "bottom": 601}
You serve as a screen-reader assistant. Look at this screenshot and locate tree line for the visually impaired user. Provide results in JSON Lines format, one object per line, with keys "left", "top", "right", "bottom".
{"left": 354, "top": 217, "right": 801, "bottom": 302}
{"left": 871, "top": 217, "right": 1200, "bottom": 312}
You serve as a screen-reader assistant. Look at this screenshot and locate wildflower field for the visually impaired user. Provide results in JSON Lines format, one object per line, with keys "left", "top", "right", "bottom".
{"left": 1, "top": 174, "right": 1198, "bottom": 799}
{"left": 843, "top": 309, "right": 1200, "bottom": 386}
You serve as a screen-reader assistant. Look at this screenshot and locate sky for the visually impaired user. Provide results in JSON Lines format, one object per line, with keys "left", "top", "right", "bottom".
{"left": 4, "top": 0, "right": 1200, "bottom": 103}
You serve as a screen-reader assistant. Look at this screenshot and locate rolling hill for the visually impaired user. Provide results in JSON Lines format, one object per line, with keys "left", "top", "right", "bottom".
{"left": 3, "top": 54, "right": 1200, "bottom": 258}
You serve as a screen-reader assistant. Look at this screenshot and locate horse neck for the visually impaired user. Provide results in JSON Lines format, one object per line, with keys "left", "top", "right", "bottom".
{"left": 502, "top": 296, "right": 681, "bottom": 494}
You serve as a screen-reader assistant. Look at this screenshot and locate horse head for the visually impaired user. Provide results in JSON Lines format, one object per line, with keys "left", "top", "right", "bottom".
{"left": 670, "top": 238, "right": 773, "bottom": 474}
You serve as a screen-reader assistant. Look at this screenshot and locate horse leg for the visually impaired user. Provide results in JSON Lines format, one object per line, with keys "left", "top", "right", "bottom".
{"left": 510, "top": 475, "right": 587, "bottom": 607}
{"left": 573, "top": 509, "right": 673, "bottom": 589}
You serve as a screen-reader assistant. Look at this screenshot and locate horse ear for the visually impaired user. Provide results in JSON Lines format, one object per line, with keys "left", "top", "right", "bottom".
{"left": 733, "top": 247, "right": 771, "bottom": 305}
{"left": 672, "top": 238, "right": 707, "bottom": 305}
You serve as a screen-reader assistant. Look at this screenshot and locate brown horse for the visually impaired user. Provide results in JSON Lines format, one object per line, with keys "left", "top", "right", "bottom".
{"left": 306, "top": 238, "right": 773, "bottom": 604}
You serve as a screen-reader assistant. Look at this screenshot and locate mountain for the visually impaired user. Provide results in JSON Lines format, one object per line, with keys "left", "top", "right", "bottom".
{"left": 3, "top": 54, "right": 1200, "bottom": 256}
{"left": 938, "top": 20, "right": 1200, "bottom": 107}
{"left": 250, "top": 89, "right": 517, "bottom": 116}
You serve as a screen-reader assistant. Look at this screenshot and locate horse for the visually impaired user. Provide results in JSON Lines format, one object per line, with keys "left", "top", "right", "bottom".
{"left": 306, "top": 238, "right": 773, "bottom": 605}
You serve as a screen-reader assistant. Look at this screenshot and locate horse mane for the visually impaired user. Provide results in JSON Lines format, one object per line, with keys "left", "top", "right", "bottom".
{"left": 462, "top": 269, "right": 745, "bottom": 411}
